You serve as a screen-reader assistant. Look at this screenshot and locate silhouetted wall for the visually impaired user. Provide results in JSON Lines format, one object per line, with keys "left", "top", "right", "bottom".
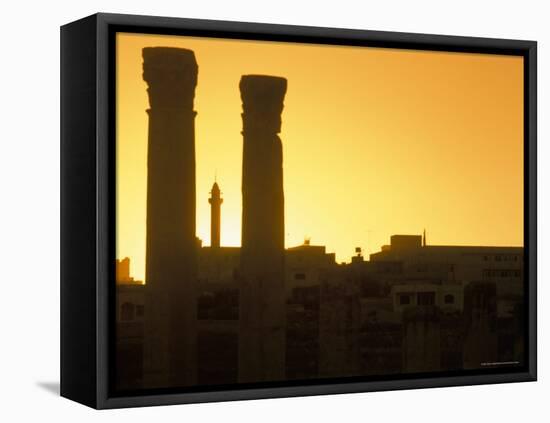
{"left": 402, "top": 306, "right": 441, "bottom": 372}
{"left": 463, "top": 281, "right": 498, "bottom": 369}
{"left": 142, "top": 47, "right": 199, "bottom": 388}
{"left": 319, "top": 278, "right": 361, "bottom": 377}
{"left": 239, "top": 75, "right": 287, "bottom": 382}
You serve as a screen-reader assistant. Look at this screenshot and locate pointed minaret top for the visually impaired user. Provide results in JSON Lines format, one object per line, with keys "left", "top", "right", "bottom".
{"left": 209, "top": 180, "right": 223, "bottom": 248}
{"left": 422, "top": 229, "right": 427, "bottom": 247}
{"left": 211, "top": 181, "right": 220, "bottom": 195}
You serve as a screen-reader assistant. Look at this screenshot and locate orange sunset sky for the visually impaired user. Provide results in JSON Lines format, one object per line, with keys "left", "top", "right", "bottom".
{"left": 116, "top": 32, "right": 524, "bottom": 283}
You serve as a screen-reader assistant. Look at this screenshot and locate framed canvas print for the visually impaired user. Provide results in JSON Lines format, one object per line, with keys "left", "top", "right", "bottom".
{"left": 60, "top": 13, "right": 537, "bottom": 409}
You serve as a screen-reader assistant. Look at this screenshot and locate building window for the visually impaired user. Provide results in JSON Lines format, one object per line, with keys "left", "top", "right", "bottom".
{"left": 417, "top": 292, "right": 435, "bottom": 306}
{"left": 136, "top": 305, "right": 145, "bottom": 317}
{"left": 294, "top": 273, "right": 306, "bottom": 280}
{"left": 121, "top": 302, "right": 135, "bottom": 321}
{"left": 399, "top": 294, "right": 411, "bottom": 305}
{"left": 444, "top": 294, "right": 455, "bottom": 304}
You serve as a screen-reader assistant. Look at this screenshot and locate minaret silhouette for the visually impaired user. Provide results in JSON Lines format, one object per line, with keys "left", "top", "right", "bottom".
{"left": 208, "top": 181, "right": 223, "bottom": 248}
{"left": 142, "top": 47, "right": 198, "bottom": 388}
{"left": 423, "top": 229, "right": 427, "bottom": 247}
{"left": 239, "top": 75, "right": 287, "bottom": 383}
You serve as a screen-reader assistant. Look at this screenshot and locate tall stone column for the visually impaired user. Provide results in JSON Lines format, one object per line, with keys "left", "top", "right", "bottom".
{"left": 142, "top": 47, "right": 198, "bottom": 388}
{"left": 239, "top": 75, "right": 287, "bottom": 382}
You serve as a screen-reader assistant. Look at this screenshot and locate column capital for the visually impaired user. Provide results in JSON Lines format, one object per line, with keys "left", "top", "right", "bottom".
{"left": 143, "top": 47, "right": 198, "bottom": 109}
{"left": 240, "top": 75, "right": 287, "bottom": 135}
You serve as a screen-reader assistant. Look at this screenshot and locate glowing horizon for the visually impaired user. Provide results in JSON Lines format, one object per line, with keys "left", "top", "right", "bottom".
{"left": 116, "top": 32, "right": 524, "bottom": 282}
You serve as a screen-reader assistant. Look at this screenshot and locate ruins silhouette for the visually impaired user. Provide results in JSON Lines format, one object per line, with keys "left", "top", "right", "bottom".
{"left": 142, "top": 47, "right": 198, "bottom": 388}
{"left": 114, "top": 46, "right": 525, "bottom": 391}
{"left": 239, "top": 75, "right": 287, "bottom": 382}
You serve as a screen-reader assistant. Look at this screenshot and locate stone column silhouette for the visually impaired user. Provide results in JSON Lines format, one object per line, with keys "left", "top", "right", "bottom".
{"left": 208, "top": 182, "right": 223, "bottom": 248}
{"left": 239, "top": 75, "right": 287, "bottom": 382}
{"left": 142, "top": 47, "right": 198, "bottom": 388}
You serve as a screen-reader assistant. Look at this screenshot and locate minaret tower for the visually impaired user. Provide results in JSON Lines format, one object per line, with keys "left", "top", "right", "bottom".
{"left": 208, "top": 181, "right": 223, "bottom": 248}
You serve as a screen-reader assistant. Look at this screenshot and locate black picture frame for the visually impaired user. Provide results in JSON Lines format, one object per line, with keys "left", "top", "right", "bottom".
{"left": 60, "top": 12, "right": 537, "bottom": 409}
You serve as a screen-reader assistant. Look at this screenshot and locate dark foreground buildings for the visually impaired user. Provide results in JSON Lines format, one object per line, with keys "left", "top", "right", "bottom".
{"left": 117, "top": 228, "right": 525, "bottom": 389}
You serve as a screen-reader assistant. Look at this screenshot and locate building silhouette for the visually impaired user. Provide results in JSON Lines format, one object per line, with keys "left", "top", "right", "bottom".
{"left": 142, "top": 47, "right": 199, "bottom": 388}
{"left": 116, "top": 258, "right": 142, "bottom": 285}
{"left": 238, "top": 75, "right": 288, "bottom": 382}
{"left": 115, "top": 231, "right": 525, "bottom": 388}
{"left": 115, "top": 259, "right": 145, "bottom": 390}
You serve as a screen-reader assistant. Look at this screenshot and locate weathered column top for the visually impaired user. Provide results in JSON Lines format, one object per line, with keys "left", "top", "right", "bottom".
{"left": 240, "top": 75, "right": 287, "bottom": 134}
{"left": 142, "top": 47, "right": 198, "bottom": 109}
